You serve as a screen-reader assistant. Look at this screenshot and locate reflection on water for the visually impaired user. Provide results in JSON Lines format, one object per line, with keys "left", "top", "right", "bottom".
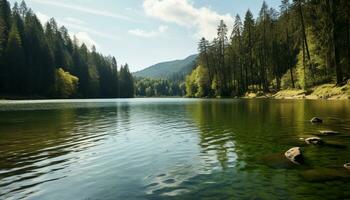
{"left": 0, "top": 99, "right": 349, "bottom": 200}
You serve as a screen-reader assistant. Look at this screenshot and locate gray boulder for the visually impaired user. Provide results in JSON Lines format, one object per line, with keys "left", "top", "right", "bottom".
{"left": 345, "top": 163, "right": 350, "bottom": 170}
{"left": 310, "top": 117, "right": 323, "bottom": 123}
{"left": 284, "top": 147, "right": 303, "bottom": 165}
{"left": 305, "top": 137, "right": 323, "bottom": 145}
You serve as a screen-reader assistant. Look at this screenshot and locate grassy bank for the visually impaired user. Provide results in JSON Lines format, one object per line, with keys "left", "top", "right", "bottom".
{"left": 244, "top": 81, "right": 350, "bottom": 100}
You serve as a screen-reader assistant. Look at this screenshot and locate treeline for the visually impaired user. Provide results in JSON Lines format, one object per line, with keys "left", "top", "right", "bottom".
{"left": 187, "top": 0, "right": 350, "bottom": 97}
{"left": 135, "top": 78, "right": 185, "bottom": 97}
{"left": 0, "top": 0, "right": 134, "bottom": 98}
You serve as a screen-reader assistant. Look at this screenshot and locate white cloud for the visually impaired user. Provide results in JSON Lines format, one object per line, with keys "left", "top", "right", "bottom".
{"left": 36, "top": 12, "right": 50, "bottom": 25}
{"left": 31, "top": 0, "right": 134, "bottom": 21}
{"left": 71, "top": 32, "right": 98, "bottom": 49}
{"left": 34, "top": 11, "right": 119, "bottom": 43}
{"left": 63, "top": 21, "right": 120, "bottom": 41}
{"left": 64, "top": 17, "right": 85, "bottom": 25}
{"left": 143, "top": 0, "right": 233, "bottom": 40}
{"left": 34, "top": 12, "right": 100, "bottom": 49}
{"left": 129, "top": 25, "right": 168, "bottom": 38}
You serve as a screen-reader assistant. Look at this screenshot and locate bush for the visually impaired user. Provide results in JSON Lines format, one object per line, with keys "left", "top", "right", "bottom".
{"left": 55, "top": 68, "right": 79, "bottom": 98}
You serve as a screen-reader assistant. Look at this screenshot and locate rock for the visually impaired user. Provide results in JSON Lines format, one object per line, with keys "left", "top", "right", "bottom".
{"left": 305, "top": 137, "right": 323, "bottom": 145}
{"left": 319, "top": 130, "right": 340, "bottom": 135}
{"left": 345, "top": 163, "right": 350, "bottom": 170}
{"left": 301, "top": 168, "right": 350, "bottom": 182}
{"left": 284, "top": 147, "right": 303, "bottom": 165}
{"left": 310, "top": 117, "right": 323, "bottom": 123}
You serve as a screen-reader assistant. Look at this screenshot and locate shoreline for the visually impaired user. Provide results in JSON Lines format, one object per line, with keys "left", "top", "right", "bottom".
{"left": 1, "top": 82, "right": 350, "bottom": 101}
{"left": 244, "top": 82, "right": 350, "bottom": 100}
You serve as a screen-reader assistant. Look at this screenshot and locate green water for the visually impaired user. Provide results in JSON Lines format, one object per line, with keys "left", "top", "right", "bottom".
{"left": 0, "top": 99, "right": 349, "bottom": 200}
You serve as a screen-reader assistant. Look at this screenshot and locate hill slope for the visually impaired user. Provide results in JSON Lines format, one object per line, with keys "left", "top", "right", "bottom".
{"left": 134, "top": 55, "right": 197, "bottom": 79}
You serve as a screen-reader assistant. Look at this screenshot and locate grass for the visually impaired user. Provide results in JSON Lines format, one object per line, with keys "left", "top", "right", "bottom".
{"left": 311, "top": 82, "right": 350, "bottom": 99}
{"left": 246, "top": 80, "right": 350, "bottom": 100}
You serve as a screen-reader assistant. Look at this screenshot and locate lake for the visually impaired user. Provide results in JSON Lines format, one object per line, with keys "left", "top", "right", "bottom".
{"left": 0, "top": 98, "right": 350, "bottom": 200}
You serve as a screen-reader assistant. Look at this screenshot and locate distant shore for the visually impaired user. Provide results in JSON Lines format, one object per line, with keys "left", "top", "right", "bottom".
{"left": 1, "top": 82, "right": 350, "bottom": 101}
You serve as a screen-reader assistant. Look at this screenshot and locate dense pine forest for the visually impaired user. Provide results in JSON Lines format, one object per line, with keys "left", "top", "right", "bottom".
{"left": 0, "top": 0, "right": 134, "bottom": 99}
{"left": 186, "top": 0, "right": 350, "bottom": 97}
{"left": 1, "top": 0, "right": 349, "bottom": 99}
{"left": 135, "top": 78, "right": 185, "bottom": 97}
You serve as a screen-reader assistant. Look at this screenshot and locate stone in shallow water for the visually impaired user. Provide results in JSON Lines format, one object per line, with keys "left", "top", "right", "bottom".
{"left": 310, "top": 117, "right": 323, "bottom": 123}
{"left": 285, "top": 147, "right": 303, "bottom": 165}
{"left": 305, "top": 137, "right": 323, "bottom": 145}
{"left": 344, "top": 163, "right": 350, "bottom": 170}
{"left": 301, "top": 168, "right": 350, "bottom": 182}
{"left": 319, "top": 130, "right": 340, "bottom": 135}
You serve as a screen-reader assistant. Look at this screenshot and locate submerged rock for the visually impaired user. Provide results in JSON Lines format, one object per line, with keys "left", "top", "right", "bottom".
{"left": 260, "top": 153, "right": 296, "bottom": 169}
{"left": 319, "top": 130, "right": 340, "bottom": 136}
{"left": 305, "top": 137, "right": 323, "bottom": 145}
{"left": 345, "top": 163, "right": 350, "bottom": 170}
{"left": 301, "top": 168, "right": 350, "bottom": 182}
{"left": 285, "top": 147, "right": 303, "bottom": 165}
{"left": 310, "top": 117, "right": 323, "bottom": 123}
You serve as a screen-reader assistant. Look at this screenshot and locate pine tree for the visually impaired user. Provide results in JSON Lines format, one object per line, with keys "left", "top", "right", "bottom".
{"left": 5, "top": 22, "right": 25, "bottom": 93}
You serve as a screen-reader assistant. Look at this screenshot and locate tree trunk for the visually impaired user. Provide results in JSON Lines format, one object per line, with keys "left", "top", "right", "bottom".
{"left": 298, "top": 0, "right": 316, "bottom": 84}
{"left": 327, "top": 0, "right": 343, "bottom": 84}
{"left": 346, "top": 16, "right": 350, "bottom": 78}
{"left": 286, "top": 29, "right": 295, "bottom": 88}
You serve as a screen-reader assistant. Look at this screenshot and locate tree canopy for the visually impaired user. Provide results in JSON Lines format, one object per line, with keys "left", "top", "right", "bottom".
{"left": 0, "top": 0, "right": 134, "bottom": 98}
{"left": 189, "top": 0, "right": 350, "bottom": 98}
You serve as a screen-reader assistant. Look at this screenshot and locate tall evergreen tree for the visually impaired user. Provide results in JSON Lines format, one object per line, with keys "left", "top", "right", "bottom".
{"left": 5, "top": 22, "right": 25, "bottom": 93}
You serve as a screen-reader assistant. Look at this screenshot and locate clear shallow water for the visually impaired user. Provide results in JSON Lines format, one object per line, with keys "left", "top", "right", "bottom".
{"left": 0, "top": 98, "right": 349, "bottom": 200}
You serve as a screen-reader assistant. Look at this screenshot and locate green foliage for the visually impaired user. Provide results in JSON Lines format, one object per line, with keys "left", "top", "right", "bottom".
{"left": 135, "top": 78, "right": 184, "bottom": 97}
{"left": 186, "top": 65, "right": 211, "bottom": 97}
{"left": 55, "top": 68, "right": 79, "bottom": 98}
{"left": 119, "top": 64, "right": 134, "bottom": 98}
{"left": 0, "top": 0, "right": 134, "bottom": 98}
{"left": 4, "top": 21, "right": 25, "bottom": 92}
{"left": 190, "top": 0, "right": 350, "bottom": 97}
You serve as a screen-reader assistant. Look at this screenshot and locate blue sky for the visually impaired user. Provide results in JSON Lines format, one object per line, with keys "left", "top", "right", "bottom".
{"left": 9, "top": 0, "right": 280, "bottom": 72}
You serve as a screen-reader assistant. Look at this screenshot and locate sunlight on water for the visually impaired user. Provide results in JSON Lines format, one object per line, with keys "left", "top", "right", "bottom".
{"left": 0, "top": 99, "right": 350, "bottom": 199}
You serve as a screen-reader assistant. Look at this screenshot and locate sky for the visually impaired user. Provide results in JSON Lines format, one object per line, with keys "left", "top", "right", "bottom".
{"left": 8, "top": 0, "right": 281, "bottom": 72}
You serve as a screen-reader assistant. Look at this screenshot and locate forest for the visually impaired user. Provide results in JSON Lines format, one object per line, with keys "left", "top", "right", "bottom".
{"left": 135, "top": 78, "right": 185, "bottom": 97}
{"left": 0, "top": 0, "right": 134, "bottom": 99}
{"left": 186, "top": 0, "right": 350, "bottom": 97}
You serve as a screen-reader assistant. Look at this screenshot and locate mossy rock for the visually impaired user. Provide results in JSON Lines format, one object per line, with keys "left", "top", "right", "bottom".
{"left": 301, "top": 168, "right": 350, "bottom": 182}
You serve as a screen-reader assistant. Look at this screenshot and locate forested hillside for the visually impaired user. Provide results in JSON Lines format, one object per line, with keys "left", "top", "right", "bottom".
{"left": 134, "top": 54, "right": 197, "bottom": 80}
{"left": 134, "top": 78, "right": 185, "bottom": 97}
{"left": 0, "top": 0, "right": 134, "bottom": 99}
{"left": 186, "top": 0, "right": 350, "bottom": 97}
{"left": 133, "top": 55, "right": 197, "bottom": 97}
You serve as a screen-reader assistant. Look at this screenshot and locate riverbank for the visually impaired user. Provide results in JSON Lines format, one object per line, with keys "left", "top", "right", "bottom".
{"left": 0, "top": 94, "right": 48, "bottom": 100}
{"left": 244, "top": 81, "right": 350, "bottom": 100}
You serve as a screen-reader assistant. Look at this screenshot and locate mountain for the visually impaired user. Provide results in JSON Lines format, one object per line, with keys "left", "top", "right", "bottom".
{"left": 134, "top": 54, "right": 198, "bottom": 80}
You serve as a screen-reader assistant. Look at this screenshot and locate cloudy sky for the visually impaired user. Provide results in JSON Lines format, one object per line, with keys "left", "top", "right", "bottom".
{"left": 8, "top": 0, "right": 280, "bottom": 72}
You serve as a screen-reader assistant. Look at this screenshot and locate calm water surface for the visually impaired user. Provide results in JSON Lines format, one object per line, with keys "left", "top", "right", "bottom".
{"left": 0, "top": 98, "right": 350, "bottom": 200}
